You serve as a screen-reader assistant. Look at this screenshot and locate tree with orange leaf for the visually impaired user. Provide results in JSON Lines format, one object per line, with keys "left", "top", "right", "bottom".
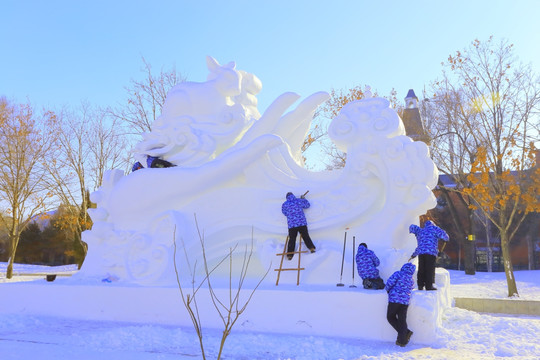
{"left": 464, "top": 146, "right": 539, "bottom": 296}
{"left": 0, "top": 98, "right": 58, "bottom": 278}
{"left": 424, "top": 37, "right": 540, "bottom": 297}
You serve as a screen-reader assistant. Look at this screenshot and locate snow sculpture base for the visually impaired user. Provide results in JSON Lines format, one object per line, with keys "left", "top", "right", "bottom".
{"left": 0, "top": 269, "right": 451, "bottom": 345}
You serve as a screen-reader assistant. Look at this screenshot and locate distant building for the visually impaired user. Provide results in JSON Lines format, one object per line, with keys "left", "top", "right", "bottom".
{"left": 401, "top": 89, "right": 430, "bottom": 144}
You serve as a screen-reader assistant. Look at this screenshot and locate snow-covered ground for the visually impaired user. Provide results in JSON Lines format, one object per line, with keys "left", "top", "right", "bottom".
{"left": 449, "top": 269, "right": 540, "bottom": 300}
{"left": 1, "top": 263, "right": 539, "bottom": 359}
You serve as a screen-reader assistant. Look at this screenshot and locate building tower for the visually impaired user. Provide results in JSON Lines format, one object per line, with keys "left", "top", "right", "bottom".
{"left": 401, "top": 89, "right": 429, "bottom": 144}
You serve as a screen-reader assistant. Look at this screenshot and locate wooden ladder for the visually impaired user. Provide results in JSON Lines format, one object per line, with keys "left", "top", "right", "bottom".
{"left": 274, "top": 235, "right": 308, "bottom": 286}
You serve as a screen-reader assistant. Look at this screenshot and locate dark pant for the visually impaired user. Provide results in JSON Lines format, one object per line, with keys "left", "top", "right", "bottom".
{"left": 387, "top": 302, "right": 409, "bottom": 344}
{"left": 287, "top": 225, "right": 315, "bottom": 254}
{"left": 150, "top": 158, "right": 175, "bottom": 168}
{"left": 417, "top": 254, "right": 437, "bottom": 289}
{"left": 363, "top": 277, "right": 385, "bottom": 289}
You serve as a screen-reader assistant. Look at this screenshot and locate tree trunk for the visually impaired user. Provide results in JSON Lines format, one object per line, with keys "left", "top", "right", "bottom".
{"left": 464, "top": 211, "right": 476, "bottom": 275}
{"left": 457, "top": 241, "right": 462, "bottom": 270}
{"left": 440, "top": 187, "right": 474, "bottom": 274}
{"left": 464, "top": 239, "right": 476, "bottom": 275}
{"left": 6, "top": 233, "right": 20, "bottom": 279}
{"left": 527, "top": 235, "right": 534, "bottom": 271}
{"left": 486, "top": 220, "right": 493, "bottom": 272}
{"left": 500, "top": 233, "right": 519, "bottom": 297}
{"left": 6, "top": 256, "right": 14, "bottom": 279}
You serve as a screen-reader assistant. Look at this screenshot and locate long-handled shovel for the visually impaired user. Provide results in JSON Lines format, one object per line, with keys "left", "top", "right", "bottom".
{"left": 349, "top": 235, "right": 357, "bottom": 288}
{"left": 337, "top": 230, "right": 347, "bottom": 286}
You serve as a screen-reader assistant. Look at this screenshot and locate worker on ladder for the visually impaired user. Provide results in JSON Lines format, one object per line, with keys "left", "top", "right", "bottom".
{"left": 281, "top": 191, "right": 316, "bottom": 260}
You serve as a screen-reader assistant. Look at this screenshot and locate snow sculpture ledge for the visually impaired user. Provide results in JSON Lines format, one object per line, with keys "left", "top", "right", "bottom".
{"left": 79, "top": 57, "right": 438, "bottom": 287}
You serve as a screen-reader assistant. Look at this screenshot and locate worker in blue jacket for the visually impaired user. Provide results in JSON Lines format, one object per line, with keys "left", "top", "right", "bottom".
{"left": 409, "top": 219, "right": 449, "bottom": 290}
{"left": 281, "top": 192, "right": 316, "bottom": 260}
{"left": 355, "top": 243, "right": 385, "bottom": 289}
{"left": 385, "top": 262, "right": 416, "bottom": 347}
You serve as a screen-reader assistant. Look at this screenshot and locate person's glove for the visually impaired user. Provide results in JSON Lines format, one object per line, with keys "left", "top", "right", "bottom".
{"left": 300, "top": 195, "right": 305, "bottom": 199}
{"left": 437, "top": 251, "right": 444, "bottom": 258}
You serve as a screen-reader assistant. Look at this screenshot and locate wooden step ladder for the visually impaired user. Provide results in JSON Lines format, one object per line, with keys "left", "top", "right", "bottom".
{"left": 274, "top": 235, "right": 308, "bottom": 286}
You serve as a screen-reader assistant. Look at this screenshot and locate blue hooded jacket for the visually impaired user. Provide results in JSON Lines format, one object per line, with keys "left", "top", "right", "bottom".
{"left": 410, "top": 220, "right": 449, "bottom": 257}
{"left": 385, "top": 263, "right": 416, "bottom": 305}
{"left": 355, "top": 245, "right": 380, "bottom": 280}
{"left": 281, "top": 193, "right": 310, "bottom": 229}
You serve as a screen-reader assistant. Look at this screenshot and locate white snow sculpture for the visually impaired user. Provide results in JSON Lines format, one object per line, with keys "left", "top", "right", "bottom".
{"left": 132, "top": 57, "right": 261, "bottom": 167}
{"left": 80, "top": 57, "right": 437, "bottom": 286}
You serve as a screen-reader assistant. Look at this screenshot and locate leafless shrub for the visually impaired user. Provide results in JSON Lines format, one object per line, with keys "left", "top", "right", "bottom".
{"left": 172, "top": 216, "right": 269, "bottom": 360}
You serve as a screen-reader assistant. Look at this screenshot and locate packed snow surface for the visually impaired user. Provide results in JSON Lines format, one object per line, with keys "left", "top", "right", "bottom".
{"left": 1, "top": 264, "right": 540, "bottom": 359}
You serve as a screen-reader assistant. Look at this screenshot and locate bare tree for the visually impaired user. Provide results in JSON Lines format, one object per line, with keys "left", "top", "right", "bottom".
{"left": 107, "top": 57, "right": 186, "bottom": 136}
{"left": 425, "top": 37, "right": 540, "bottom": 296}
{"left": 173, "top": 218, "right": 269, "bottom": 360}
{"left": 0, "top": 98, "right": 58, "bottom": 278}
{"left": 44, "top": 102, "right": 129, "bottom": 267}
{"left": 422, "top": 88, "right": 479, "bottom": 275}
{"left": 87, "top": 107, "right": 130, "bottom": 187}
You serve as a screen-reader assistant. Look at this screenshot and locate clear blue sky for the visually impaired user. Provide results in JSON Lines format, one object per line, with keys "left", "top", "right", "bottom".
{"left": 1, "top": 0, "right": 539, "bottom": 113}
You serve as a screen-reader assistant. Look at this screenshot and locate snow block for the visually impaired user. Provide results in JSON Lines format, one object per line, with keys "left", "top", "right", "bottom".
{"left": 0, "top": 269, "right": 451, "bottom": 345}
